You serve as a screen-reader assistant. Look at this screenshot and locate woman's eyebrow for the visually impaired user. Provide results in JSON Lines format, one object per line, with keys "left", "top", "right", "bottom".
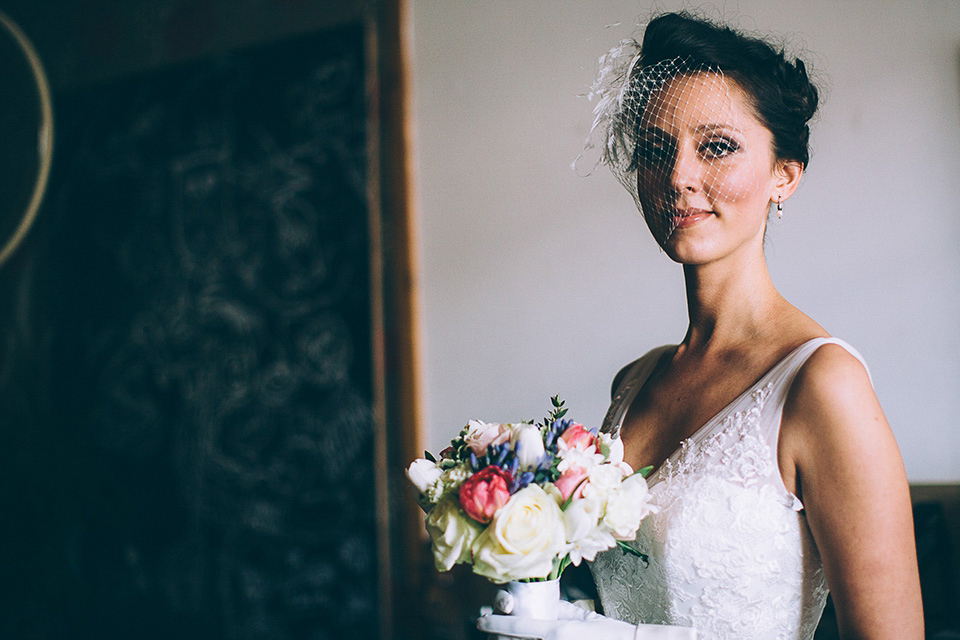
{"left": 636, "top": 126, "right": 669, "bottom": 138}
{"left": 694, "top": 123, "right": 736, "bottom": 135}
{"left": 636, "top": 124, "right": 736, "bottom": 138}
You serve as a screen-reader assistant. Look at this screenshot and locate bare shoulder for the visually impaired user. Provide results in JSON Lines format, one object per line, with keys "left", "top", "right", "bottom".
{"left": 783, "top": 342, "right": 879, "bottom": 440}
{"left": 795, "top": 341, "right": 871, "bottom": 384}
{"left": 779, "top": 341, "right": 891, "bottom": 500}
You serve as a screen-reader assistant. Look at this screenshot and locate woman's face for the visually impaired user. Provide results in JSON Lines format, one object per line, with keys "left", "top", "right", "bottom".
{"left": 635, "top": 72, "right": 781, "bottom": 264}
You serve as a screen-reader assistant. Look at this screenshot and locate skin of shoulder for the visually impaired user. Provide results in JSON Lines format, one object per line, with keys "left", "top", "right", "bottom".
{"left": 779, "top": 343, "right": 924, "bottom": 640}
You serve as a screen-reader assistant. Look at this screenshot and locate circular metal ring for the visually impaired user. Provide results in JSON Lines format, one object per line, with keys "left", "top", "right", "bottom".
{"left": 0, "top": 11, "right": 54, "bottom": 267}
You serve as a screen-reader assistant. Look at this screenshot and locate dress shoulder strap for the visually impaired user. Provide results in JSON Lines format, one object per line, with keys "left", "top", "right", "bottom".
{"left": 759, "top": 337, "right": 872, "bottom": 454}
{"left": 765, "top": 337, "right": 872, "bottom": 396}
{"left": 601, "top": 345, "right": 674, "bottom": 438}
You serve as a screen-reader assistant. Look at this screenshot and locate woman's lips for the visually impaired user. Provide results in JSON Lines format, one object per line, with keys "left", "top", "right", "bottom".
{"left": 672, "top": 208, "right": 713, "bottom": 229}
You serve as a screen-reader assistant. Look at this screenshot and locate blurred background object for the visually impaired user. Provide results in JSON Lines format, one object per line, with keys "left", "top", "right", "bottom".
{"left": 0, "top": 10, "right": 53, "bottom": 266}
{"left": 0, "top": 1, "right": 422, "bottom": 639}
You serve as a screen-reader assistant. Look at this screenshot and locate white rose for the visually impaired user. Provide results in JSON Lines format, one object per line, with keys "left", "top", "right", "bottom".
{"left": 510, "top": 423, "right": 546, "bottom": 470}
{"left": 602, "top": 473, "right": 656, "bottom": 540}
{"left": 471, "top": 484, "right": 567, "bottom": 583}
{"left": 406, "top": 458, "right": 443, "bottom": 495}
{"left": 425, "top": 495, "right": 483, "bottom": 571}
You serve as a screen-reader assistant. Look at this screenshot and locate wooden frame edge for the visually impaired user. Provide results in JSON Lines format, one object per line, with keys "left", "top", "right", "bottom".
{"left": 369, "top": 0, "right": 425, "bottom": 637}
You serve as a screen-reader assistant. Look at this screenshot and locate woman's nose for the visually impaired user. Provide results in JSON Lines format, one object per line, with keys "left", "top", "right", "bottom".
{"left": 670, "top": 144, "right": 702, "bottom": 192}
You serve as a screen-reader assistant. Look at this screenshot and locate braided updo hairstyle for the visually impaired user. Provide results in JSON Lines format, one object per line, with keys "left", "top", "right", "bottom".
{"left": 639, "top": 12, "right": 819, "bottom": 168}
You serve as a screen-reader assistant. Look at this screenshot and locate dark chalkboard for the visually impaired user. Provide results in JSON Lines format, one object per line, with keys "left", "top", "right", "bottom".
{"left": 0, "top": 22, "right": 378, "bottom": 640}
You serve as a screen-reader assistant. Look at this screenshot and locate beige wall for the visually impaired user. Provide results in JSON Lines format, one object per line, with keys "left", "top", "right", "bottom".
{"left": 409, "top": 0, "right": 960, "bottom": 482}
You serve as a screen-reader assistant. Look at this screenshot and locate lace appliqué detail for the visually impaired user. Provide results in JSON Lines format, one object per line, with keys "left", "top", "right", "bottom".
{"left": 591, "top": 382, "right": 829, "bottom": 640}
{"left": 656, "top": 383, "right": 775, "bottom": 492}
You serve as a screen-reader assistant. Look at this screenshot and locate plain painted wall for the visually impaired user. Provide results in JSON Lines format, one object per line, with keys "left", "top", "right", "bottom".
{"left": 408, "top": 0, "right": 960, "bottom": 483}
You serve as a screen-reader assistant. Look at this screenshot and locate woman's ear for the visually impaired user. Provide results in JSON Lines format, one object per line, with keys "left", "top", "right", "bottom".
{"left": 774, "top": 160, "right": 804, "bottom": 202}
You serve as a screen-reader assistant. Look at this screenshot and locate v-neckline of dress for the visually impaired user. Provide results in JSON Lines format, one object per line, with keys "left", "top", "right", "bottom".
{"left": 614, "top": 337, "right": 827, "bottom": 484}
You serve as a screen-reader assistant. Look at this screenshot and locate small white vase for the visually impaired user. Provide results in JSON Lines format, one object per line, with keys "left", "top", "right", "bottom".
{"left": 497, "top": 578, "right": 560, "bottom": 620}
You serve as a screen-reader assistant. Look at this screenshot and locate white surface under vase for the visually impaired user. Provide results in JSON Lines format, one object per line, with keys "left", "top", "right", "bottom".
{"left": 497, "top": 579, "right": 560, "bottom": 620}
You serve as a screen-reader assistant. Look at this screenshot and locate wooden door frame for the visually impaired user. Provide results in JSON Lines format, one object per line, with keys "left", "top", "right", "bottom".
{"left": 367, "top": 1, "right": 425, "bottom": 637}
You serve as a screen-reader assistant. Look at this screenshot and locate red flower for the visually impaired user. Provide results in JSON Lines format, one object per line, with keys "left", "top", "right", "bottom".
{"left": 459, "top": 466, "right": 513, "bottom": 524}
{"left": 560, "top": 423, "right": 595, "bottom": 450}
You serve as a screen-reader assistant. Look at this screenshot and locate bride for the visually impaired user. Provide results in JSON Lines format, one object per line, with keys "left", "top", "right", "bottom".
{"left": 478, "top": 11, "right": 923, "bottom": 640}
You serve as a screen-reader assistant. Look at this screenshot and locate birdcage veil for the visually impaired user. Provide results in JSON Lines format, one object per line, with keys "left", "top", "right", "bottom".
{"left": 584, "top": 38, "right": 770, "bottom": 243}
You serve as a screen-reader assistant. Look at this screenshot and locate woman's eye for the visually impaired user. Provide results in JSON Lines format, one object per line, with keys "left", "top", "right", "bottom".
{"left": 701, "top": 137, "right": 740, "bottom": 158}
{"left": 636, "top": 137, "right": 674, "bottom": 165}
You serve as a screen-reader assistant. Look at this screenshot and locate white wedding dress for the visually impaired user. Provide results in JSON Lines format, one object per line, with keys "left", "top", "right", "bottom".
{"left": 590, "top": 337, "right": 868, "bottom": 640}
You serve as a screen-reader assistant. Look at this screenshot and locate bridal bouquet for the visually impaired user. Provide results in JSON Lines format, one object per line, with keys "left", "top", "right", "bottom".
{"left": 406, "top": 397, "right": 655, "bottom": 584}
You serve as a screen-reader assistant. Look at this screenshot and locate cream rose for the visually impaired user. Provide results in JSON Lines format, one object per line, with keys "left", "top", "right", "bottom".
{"left": 425, "top": 495, "right": 483, "bottom": 571}
{"left": 471, "top": 484, "right": 566, "bottom": 583}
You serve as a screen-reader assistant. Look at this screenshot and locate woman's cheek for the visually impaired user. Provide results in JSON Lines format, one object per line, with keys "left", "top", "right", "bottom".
{"left": 704, "top": 163, "right": 764, "bottom": 203}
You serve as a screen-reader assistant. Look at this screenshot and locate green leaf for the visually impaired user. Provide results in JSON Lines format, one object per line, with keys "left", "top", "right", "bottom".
{"left": 548, "top": 553, "right": 573, "bottom": 580}
{"left": 424, "top": 450, "right": 436, "bottom": 463}
{"left": 633, "top": 465, "right": 654, "bottom": 478}
{"left": 617, "top": 540, "right": 648, "bottom": 564}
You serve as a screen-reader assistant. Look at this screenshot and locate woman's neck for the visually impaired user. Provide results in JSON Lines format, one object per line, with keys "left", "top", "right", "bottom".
{"left": 680, "top": 248, "right": 786, "bottom": 352}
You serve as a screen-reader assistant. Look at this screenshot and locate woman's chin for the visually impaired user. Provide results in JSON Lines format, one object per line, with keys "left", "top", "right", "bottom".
{"left": 659, "top": 236, "right": 720, "bottom": 265}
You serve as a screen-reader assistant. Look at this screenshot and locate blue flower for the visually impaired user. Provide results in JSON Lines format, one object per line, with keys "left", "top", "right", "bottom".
{"left": 509, "top": 470, "right": 536, "bottom": 493}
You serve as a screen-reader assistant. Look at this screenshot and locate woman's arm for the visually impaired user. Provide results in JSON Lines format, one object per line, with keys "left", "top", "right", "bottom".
{"left": 781, "top": 343, "right": 924, "bottom": 640}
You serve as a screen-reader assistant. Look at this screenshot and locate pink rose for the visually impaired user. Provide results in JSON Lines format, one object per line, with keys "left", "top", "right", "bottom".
{"left": 560, "top": 423, "right": 595, "bottom": 450}
{"left": 459, "top": 466, "right": 513, "bottom": 523}
{"left": 554, "top": 466, "right": 589, "bottom": 502}
{"left": 463, "top": 420, "right": 509, "bottom": 456}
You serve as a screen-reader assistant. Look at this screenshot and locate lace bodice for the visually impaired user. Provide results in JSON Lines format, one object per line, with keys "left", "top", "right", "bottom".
{"left": 590, "top": 338, "right": 868, "bottom": 640}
